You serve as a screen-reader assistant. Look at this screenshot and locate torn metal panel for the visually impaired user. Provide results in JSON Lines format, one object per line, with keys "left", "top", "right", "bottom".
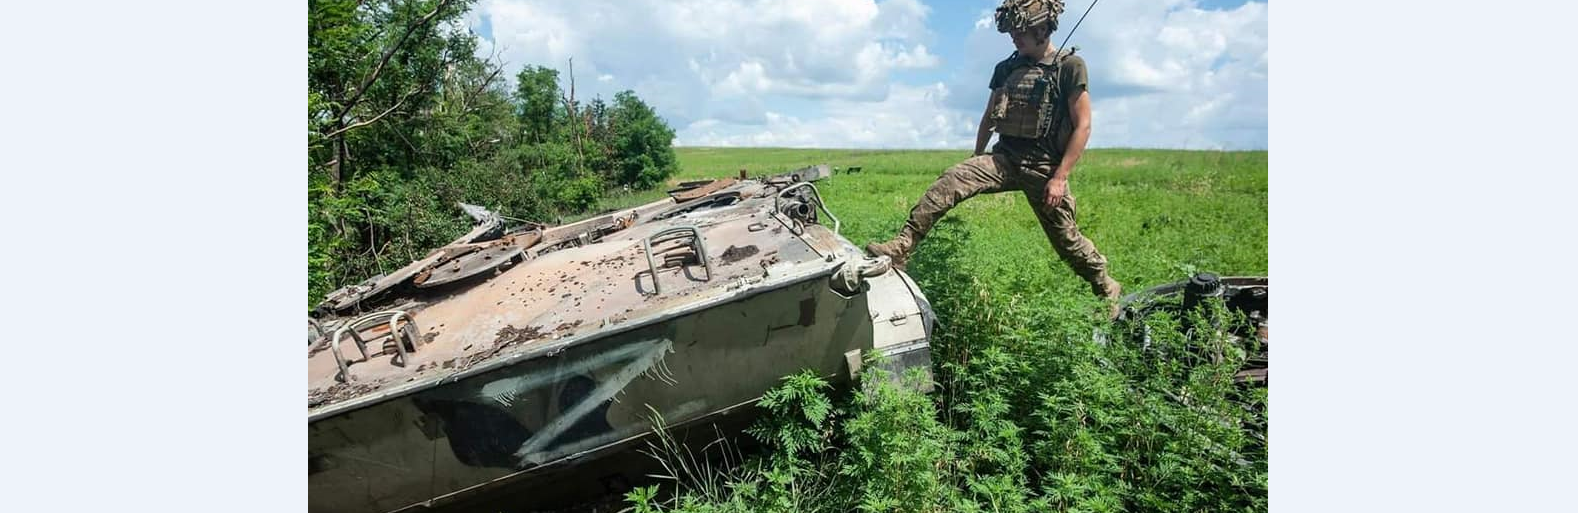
{"left": 784, "top": 164, "right": 832, "bottom": 182}
{"left": 315, "top": 216, "right": 508, "bottom": 315}
{"left": 669, "top": 177, "right": 739, "bottom": 202}
{"left": 457, "top": 202, "right": 497, "bottom": 223}
{"left": 413, "top": 240, "right": 527, "bottom": 289}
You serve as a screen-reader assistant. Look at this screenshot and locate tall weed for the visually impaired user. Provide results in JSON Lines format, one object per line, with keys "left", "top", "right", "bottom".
{"left": 619, "top": 147, "right": 1267, "bottom": 512}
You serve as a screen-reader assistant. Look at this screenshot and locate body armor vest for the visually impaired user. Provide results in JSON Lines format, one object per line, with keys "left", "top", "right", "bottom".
{"left": 991, "top": 48, "right": 1076, "bottom": 140}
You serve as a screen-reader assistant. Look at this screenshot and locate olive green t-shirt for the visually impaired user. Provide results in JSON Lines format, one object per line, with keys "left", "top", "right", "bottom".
{"left": 987, "top": 50, "right": 1088, "bottom": 170}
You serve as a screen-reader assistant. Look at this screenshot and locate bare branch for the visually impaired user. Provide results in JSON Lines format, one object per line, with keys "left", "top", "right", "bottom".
{"left": 470, "top": 66, "right": 504, "bottom": 100}
{"left": 337, "top": 0, "right": 453, "bottom": 118}
{"left": 323, "top": 85, "right": 425, "bottom": 139}
{"left": 477, "top": 47, "right": 508, "bottom": 97}
{"left": 562, "top": 57, "right": 587, "bottom": 175}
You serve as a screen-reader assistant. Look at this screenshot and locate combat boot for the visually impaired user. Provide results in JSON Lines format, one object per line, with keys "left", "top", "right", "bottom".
{"left": 1096, "top": 275, "right": 1123, "bottom": 320}
{"left": 865, "top": 235, "right": 914, "bottom": 270}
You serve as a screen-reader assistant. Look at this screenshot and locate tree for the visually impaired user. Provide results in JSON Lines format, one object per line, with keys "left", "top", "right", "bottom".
{"left": 513, "top": 65, "right": 562, "bottom": 143}
{"left": 308, "top": 0, "right": 476, "bottom": 186}
{"left": 609, "top": 90, "right": 678, "bottom": 189}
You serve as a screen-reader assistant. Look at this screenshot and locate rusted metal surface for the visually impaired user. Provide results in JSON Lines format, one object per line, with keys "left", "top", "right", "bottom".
{"left": 307, "top": 171, "right": 935, "bottom": 513}
{"left": 318, "top": 217, "right": 508, "bottom": 314}
{"left": 669, "top": 177, "right": 738, "bottom": 202}
{"left": 414, "top": 243, "right": 524, "bottom": 289}
{"left": 783, "top": 164, "right": 832, "bottom": 182}
{"left": 306, "top": 191, "right": 833, "bottom": 402}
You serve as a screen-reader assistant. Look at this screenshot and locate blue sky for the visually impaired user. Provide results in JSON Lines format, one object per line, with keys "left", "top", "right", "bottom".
{"left": 464, "top": 0, "right": 1267, "bottom": 150}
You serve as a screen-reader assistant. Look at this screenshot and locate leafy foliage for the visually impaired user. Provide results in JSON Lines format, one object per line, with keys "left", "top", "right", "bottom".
{"left": 610, "top": 91, "right": 680, "bottom": 189}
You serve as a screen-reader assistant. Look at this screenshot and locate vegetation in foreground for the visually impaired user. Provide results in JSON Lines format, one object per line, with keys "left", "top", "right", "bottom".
{"left": 622, "top": 147, "right": 1268, "bottom": 512}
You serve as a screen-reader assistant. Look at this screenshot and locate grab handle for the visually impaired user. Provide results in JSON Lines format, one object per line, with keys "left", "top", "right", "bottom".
{"left": 641, "top": 226, "right": 713, "bottom": 295}
{"left": 329, "top": 310, "right": 421, "bottom": 382}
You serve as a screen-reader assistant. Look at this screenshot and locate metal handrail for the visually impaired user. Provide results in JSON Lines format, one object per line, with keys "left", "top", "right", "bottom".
{"left": 640, "top": 226, "right": 713, "bottom": 295}
{"left": 329, "top": 310, "right": 420, "bottom": 382}
{"left": 385, "top": 311, "right": 419, "bottom": 367}
{"left": 329, "top": 328, "right": 369, "bottom": 382}
{"left": 309, "top": 318, "right": 326, "bottom": 346}
{"left": 773, "top": 182, "right": 841, "bottom": 234}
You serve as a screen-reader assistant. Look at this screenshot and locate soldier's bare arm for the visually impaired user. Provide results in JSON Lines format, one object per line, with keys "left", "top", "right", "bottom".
{"left": 1043, "top": 89, "right": 1091, "bottom": 208}
{"left": 975, "top": 89, "right": 1002, "bottom": 156}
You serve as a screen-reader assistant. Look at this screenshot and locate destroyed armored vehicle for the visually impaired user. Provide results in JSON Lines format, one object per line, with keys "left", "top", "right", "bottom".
{"left": 307, "top": 167, "right": 934, "bottom": 513}
{"left": 1118, "top": 273, "right": 1268, "bottom": 385}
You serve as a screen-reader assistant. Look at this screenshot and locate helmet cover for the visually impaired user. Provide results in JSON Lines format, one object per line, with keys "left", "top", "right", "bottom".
{"left": 994, "top": 0, "right": 1064, "bottom": 34}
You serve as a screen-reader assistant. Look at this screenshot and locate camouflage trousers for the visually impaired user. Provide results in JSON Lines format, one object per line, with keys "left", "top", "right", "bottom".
{"left": 897, "top": 153, "right": 1116, "bottom": 297}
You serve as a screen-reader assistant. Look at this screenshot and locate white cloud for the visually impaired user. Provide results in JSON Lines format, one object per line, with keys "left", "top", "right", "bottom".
{"left": 677, "top": 82, "right": 975, "bottom": 149}
{"left": 887, "top": 43, "right": 941, "bottom": 69}
{"left": 1098, "top": 1, "right": 1267, "bottom": 149}
{"left": 470, "top": 0, "right": 1267, "bottom": 150}
{"left": 473, "top": 0, "right": 939, "bottom": 128}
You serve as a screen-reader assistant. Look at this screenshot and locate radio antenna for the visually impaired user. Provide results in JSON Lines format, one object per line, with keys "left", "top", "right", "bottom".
{"left": 1058, "top": 0, "right": 1101, "bottom": 50}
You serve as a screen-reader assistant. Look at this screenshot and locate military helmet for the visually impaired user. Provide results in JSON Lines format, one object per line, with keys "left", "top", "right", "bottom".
{"left": 994, "top": 0, "right": 1065, "bottom": 34}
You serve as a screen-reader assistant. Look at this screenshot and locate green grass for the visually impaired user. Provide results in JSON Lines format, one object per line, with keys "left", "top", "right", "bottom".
{"left": 671, "top": 147, "right": 1267, "bottom": 294}
{"left": 626, "top": 146, "right": 1268, "bottom": 513}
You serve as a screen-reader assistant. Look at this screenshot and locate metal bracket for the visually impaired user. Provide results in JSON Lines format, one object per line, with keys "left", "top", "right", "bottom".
{"left": 773, "top": 182, "right": 841, "bottom": 235}
{"left": 845, "top": 349, "right": 864, "bottom": 381}
{"left": 640, "top": 226, "right": 714, "bottom": 295}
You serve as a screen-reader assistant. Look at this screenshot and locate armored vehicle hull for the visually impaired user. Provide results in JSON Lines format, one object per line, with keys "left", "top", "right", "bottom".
{"left": 1119, "top": 274, "right": 1268, "bottom": 385}
{"left": 307, "top": 174, "right": 933, "bottom": 512}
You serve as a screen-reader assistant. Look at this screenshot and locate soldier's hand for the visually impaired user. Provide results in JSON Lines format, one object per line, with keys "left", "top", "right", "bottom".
{"left": 1043, "top": 178, "right": 1068, "bottom": 209}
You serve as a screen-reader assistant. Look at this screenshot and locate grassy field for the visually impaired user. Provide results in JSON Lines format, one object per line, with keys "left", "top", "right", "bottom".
{"left": 626, "top": 147, "right": 1268, "bottom": 512}
{"left": 670, "top": 147, "right": 1267, "bottom": 297}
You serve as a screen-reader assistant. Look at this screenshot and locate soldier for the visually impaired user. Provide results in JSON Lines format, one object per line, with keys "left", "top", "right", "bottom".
{"left": 865, "top": 0, "right": 1121, "bottom": 314}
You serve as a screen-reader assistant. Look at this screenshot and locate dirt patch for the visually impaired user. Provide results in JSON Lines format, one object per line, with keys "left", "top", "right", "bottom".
{"left": 719, "top": 244, "right": 761, "bottom": 265}
{"left": 308, "top": 381, "right": 381, "bottom": 409}
{"left": 445, "top": 324, "right": 552, "bottom": 372}
{"left": 493, "top": 324, "right": 548, "bottom": 349}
